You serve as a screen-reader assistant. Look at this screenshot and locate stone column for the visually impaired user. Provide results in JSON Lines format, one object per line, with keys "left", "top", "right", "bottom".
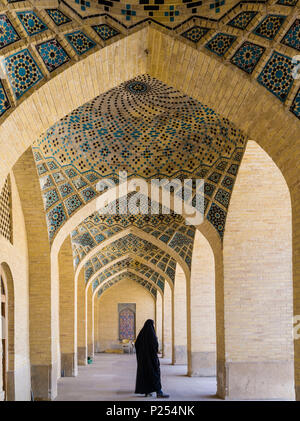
{"left": 188, "top": 230, "right": 216, "bottom": 376}
{"left": 156, "top": 293, "right": 163, "bottom": 352}
{"left": 87, "top": 285, "right": 94, "bottom": 359}
{"left": 94, "top": 297, "right": 100, "bottom": 353}
{"left": 59, "top": 236, "right": 77, "bottom": 377}
{"left": 162, "top": 282, "right": 172, "bottom": 360}
{"left": 173, "top": 265, "right": 187, "bottom": 365}
{"left": 77, "top": 270, "right": 87, "bottom": 365}
{"left": 220, "top": 141, "right": 294, "bottom": 400}
{"left": 14, "top": 148, "right": 58, "bottom": 400}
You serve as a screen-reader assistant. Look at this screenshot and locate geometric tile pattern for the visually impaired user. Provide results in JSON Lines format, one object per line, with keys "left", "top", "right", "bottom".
{"left": 45, "top": 9, "right": 72, "bottom": 26}
{"left": 276, "top": 0, "right": 298, "bottom": 5}
{"left": 0, "top": 80, "right": 10, "bottom": 117}
{"left": 5, "top": 48, "right": 44, "bottom": 99}
{"left": 257, "top": 51, "right": 294, "bottom": 102}
{"left": 0, "top": 3, "right": 295, "bottom": 126}
{"left": 227, "top": 11, "right": 257, "bottom": 30}
{"left": 181, "top": 26, "right": 210, "bottom": 43}
{"left": 281, "top": 19, "right": 300, "bottom": 51}
{"left": 207, "top": 202, "right": 227, "bottom": 239}
{"left": 0, "top": 14, "right": 20, "bottom": 49}
{"left": 209, "top": 0, "right": 226, "bottom": 14}
{"left": 230, "top": 41, "right": 265, "bottom": 74}
{"left": 17, "top": 11, "right": 48, "bottom": 36}
{"left": 67, "top": 0, "right": 234, "bottom": 24}
{"left": 65, "top": 30, "right": 96, "bottom": 55}
{"left": 90, "top": 257, "right": 166, "bottom": 292}
{"left": 78, "top": 233, "right": 177, "bottom": 285}
{"left": 0, "top": 177, "right": 12, "bottom": 242}
{"left": 70, "top": 210, "right": 194, "bottom": 269}
{"left": 290, "top": 88, "right": 300, "bottom": 119}
{"left": 253, "top": 15, "right": 286, "bottom": 40}
{"left": 47, "top": 203, "right": 67, "bottom": 239}
{"left": 215, "top": 188, "right": 230, "bottom": 208}
{"left": 36, "top": 39, "right": 70, "bottom": 72}
{"left": 97, "top": 272, "right": 158, "bottom": 299}
{"left": 92, "top": 24, "right": 119, "bottom": 41}
{"left": 33, "top": 75, "right": 246, "bottom": 240}
{"left": 205, "top": 33, "right": 236, "bottom": 56}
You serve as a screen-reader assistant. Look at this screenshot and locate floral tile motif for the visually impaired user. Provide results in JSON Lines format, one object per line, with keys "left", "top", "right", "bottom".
{"left": 0, "top": 14, "right": 20, "bottom": 50}
{"left": 43, "top": 188, "right": 59, "bottom": 210}
{"left": 59, "top": 182, "right": 74, "bottom": 198}
{"left": 221, "top": 175, "right": 234, "bottom": 190}
{"left": 65, "top": 30, "right": 96, "bottom": 55}
{"left": 81, "top": 187, "right": 96, "bottom": 202}
{"left": 207, "top": 202, "right": 226, "bottom": 238}
{"left": 17, "top": 11, "right": 48, "bottom": 36}
{"left": 92, "top": 24, "right": 119, "bottom": 41}
{"left": 231, "top": 41, "right": 265, "bottom": 74}
{"left": 290, "top": 88, "right": 300, "bottom": 119}
{"left": 64, "top": 194, "right": 83, "bottom": 215}
{"left": 227, "top": 11, "right": 257, "bottom": 30}
{"left": 181, "top": 26, "right": 210, "bottom": 43}
{"left": 45, "top": 9, "right": 71, "bottom": 26}
{"left": 205, "top": 33, "right": 236, "bottom": 56}
{"left": 281, "top": 19, "right": 300, "bottom": 51}
{"left": 257, "top": 51, "right": 294, "bottom": 102}
{"left": 5, "top": 48, "right": 43, "bottom": 99}
{"left": 0, "top": 80, "right": 10, "bottom": 117}
{"left": 215, "top": 188, "right": 230, "bottom": 208}
{"left": 47, "top": 203, "right": 67, "bottom": 239}
{"left": 36, "top": 39, "right": 70, "bottom": 73}
{"left": 253, "top": 15, "right": 286, "bottom": 40}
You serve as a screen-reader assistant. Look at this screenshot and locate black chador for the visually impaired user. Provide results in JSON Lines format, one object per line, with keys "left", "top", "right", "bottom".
{"left": 134, "top": 319, "right": 162, "bottom": 395}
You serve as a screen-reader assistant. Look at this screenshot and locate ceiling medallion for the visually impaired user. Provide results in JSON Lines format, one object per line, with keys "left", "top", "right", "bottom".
{"left": 125, "top": 80, "right": 149, "bottom": 94}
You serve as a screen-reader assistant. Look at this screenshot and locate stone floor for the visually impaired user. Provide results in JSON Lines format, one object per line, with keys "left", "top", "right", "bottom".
{"left": 55, "top": 353, "right": 220, "bottom": 401}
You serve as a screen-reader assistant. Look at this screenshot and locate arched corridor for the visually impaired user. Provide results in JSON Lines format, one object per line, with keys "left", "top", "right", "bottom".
{"left": 0, "top": 0, "right": 299, "bottom": 403}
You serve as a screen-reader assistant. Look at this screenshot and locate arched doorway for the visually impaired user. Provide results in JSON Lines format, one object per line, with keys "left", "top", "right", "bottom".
{"left": 0, "top": 264, "right": 15, "bottom": 401}
{"left": 221, "top": 140, "right": 294, "bottom": 399}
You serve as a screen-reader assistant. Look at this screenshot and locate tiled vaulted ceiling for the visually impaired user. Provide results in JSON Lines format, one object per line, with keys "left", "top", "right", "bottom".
{"left": 76, "top": 233, "right": 177, "bottom": 284}
{"left": 89, "top": 256, "right": 166, "bottom": 292}
{"left": 0, "top": 1, "right": 298, "bottom": 122}
{"left": 63, "top": 0, "right": 240, "bottom": 23}
{"left": 33, "top": 75, "right": 246, "bottom": 241}
{"left": 96, "top": 272, "right": 158, "bottom": 299}
{"left": 0, "top": 0, "right": 296, "bottom": 297}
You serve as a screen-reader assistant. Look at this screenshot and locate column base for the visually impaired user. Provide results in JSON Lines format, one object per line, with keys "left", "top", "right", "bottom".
{"left": 172, "top": 345, "right": 187, "bottom": 365}
{"left": 88, "top": 343, "right": 94, "bottom": 359}
{"left": 217, "top": 360, "right": 295, "bottom": 400}
{"left": 295, "top": 386, "right": 300, "bottom": 401}
{"left": 31, "top": 364, "right": 52, "bottom": 401}
{"left": 188, "top": 351, "right": 216, "bottom": 377}
{"left": 0, "top": 390, "right": 4, "bottom": 401}
{"left": 78, "top": 346, "right": 87, "bottom": 365}
{"left": 61, "top": 353, "right": 78, "bottom": 377}
{"left": 6, "top": 370, "right": 15, "bottom": 401}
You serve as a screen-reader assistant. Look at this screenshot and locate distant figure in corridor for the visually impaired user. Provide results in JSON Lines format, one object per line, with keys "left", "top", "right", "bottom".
{"left": 134, "top": 319, "right": 169, "bottom": 398}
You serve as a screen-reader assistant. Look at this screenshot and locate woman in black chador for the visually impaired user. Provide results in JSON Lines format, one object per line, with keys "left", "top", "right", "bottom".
{"left": 135, "top": 319, "right": 169, "bottom": 398}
